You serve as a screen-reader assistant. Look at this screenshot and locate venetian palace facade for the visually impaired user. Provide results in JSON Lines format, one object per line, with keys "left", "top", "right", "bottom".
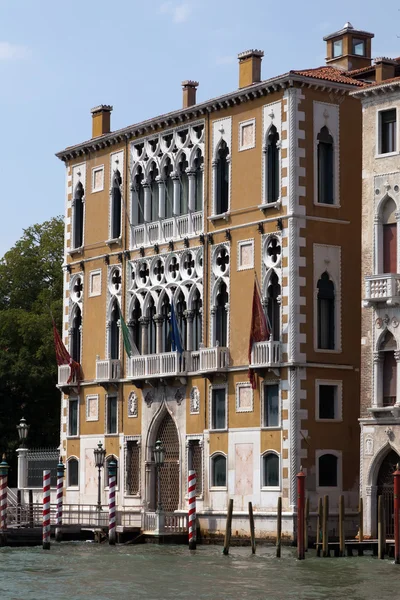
{"left": 56, "top": 23, "right": 374, "bottom": 538}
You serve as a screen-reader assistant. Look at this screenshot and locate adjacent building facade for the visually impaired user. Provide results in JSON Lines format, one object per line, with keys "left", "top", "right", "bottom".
{"left": 56, "top": 23, "right": 373, "bottom": 538}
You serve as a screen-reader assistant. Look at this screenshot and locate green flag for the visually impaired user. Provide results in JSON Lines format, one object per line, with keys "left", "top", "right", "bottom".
{"left": 119, "top": 306, "right": 139, "bottom": 357}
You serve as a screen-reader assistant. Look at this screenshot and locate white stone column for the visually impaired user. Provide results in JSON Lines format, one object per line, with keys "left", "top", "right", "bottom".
{"left": 373, "top": 351, "right": 383, "bottom": 407}
{"left": 154, "top": 314, "right": 164, "bottom": 354}
{"left": 396, "top": 210, "right": 400, "bottom": 273}
{"left": 212, "top": 160, "right": 218, "bottom": 215}
{"left": 184, "top": 310, "right": 194, "bottom": 352}
{"left": 172, "top": 172, "right": 180, "bottom": 216}
{"left": 139, "top": 317, "right": 149, "bottom": 355}
{"left": 16, "top": 447, "right": 28, "bottom": 490}
{"left": 395, "top": 350, "right": 400, "bottom": 406}
{"left": 143, "top": 181, "right": 151, "bottom": 223}
{"left": 374, "top": 214, "right": 381, "bottom": 274}
{"left": 157, "top": 177, "right": 165, "bottom": 220}
{"left": 187, "top": 170, "right": 196, "bottom": 213}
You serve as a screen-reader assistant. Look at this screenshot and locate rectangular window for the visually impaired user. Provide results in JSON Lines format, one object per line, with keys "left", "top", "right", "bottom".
{"left": 380, "top": 109, "right": 397, "bottom": 154}
{"left": 126, "top": 441, "right": 140, "bottom": 495}
{"left": 263, "top": 384, "right": 279, "bottom": 427}
{"left": 211, "top": 388, "right": 226, "bottom": 430}
{"left": 319, "top": 385, "right": 336, "bottom": 419}
{"left": 352, "top": 38, "right": 365, "bottom": 56}
{"left": 107, "top": 395, "right": 118, "bottom": 434}
{"left": 89, "top": 270, "right": 102, "bottom": 297}
{"left": 333, "top": 39, "right": 342, "bottom": 57}
{"left": 68, "top": 399, "right": 78, "bottom": 436}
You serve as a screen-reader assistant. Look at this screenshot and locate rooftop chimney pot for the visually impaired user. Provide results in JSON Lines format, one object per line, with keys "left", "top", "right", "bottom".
{"left": 182, "top": 81, "right": 199, "bottom": 108}
{"left": 91, "top": 104, "right": 113, "bottom": 138}
{"left": 238, "top": 49, "right": 264, "bottom": 89}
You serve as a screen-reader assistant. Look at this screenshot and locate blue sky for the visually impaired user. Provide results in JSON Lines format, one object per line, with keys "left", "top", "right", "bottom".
{"left": 0, "top": 0, "right": 399, "bottom": 257}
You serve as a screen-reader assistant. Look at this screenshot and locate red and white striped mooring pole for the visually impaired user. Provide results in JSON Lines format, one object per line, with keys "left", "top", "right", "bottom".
{"left": 55, "top": 458, "right": 65, "bottom": 542}
{"left": 43, "top": 469, "right": 51, "bottom": 550}
{"left": 0, "top": 454, "right": 10, "bottom": 533}
{"left": 188, "top": 443, "right": 197, "bottom": 550}
{"left": 108, "top": 459, "right": 117, "bottom": 545}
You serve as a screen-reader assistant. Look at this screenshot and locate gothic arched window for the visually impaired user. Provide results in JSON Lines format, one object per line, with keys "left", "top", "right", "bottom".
{"left": 176, "top": 290, "right": 187, "bottom": 350}
{"left": 215, "top": 141, "right": 229, "bottom": 215}
{"left": 146, "top": 296, "right": 156, "bottom": 355}
{"left": 178, "top": 154, "right": 189, "bottom": 216}
{"left": 265, "top": 125, "right": 280, "bottom": 203}
{"left": 149, "top": 163, "right": 159, "bottom": 223}
{"left": 110, "top": 302, "right": 120, "bottom": 360}
{"left": 129, "top": 298, "right": 142, "bottom": 355}
{"left": 193, "top": 149, "right": 204, "bottom": 212}
{"left": 193, "top": 288, "right": 202, "bottom": 351}
{"left": 382, "top": 197, "right": 397, "bottom": 274}
{"left": 163, "top": 158, "right": 174, "bottom": 219}
{"left": 73, "top": 182, "right": 84, "bottom": 249}
{"left": 381, "top": 331, "right": 397, "bottom": 406}
{"left": 317, "top": 272, "right": 335, "bottom": 350}
{"left": 133, "top": 167, "right": 144, "bottom": 225}
{"left": 317, "top": 126, "right": 334, "bottom": 205}
{"left": 267, "top": 271, "right": 281, "bottom": 341}
{"left": 71, "top": 306, "right": 82, "bottom": 363}
{"left": 161, "top": 295, "right": 172, "bottom": 353}
{"left": 215, "top": 282, "right": 228, "bottom": 347}
{"left": 111, "top": 169, "right": 122, "bottom": 239}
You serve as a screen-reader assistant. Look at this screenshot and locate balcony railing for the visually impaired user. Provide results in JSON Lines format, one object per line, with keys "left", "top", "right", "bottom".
{"left": 197, "top": 346, "right": 229, "bottom": 371}
{"left": 132, "top": 212, "right": 203, "bottom": 248}
{"left": 96, "top": 359, "right": 121, "bottom": 381}
{"left": 57, "top": 365, "right": 78, "bottom": 387}
{"left": 364, "top": 274, "right": 400, "bottom": 305}
{"left": 128, "top": 351, "right": 186, "bottom": 380}
{"left": 250, "top": 340, "right": 281, "bottom": 367}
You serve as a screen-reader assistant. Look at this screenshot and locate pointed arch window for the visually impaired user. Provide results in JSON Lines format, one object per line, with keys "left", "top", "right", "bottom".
{"left": 215, "top": 141, "right": 230, "bottom": 215}
{"left": 163, "top": 158, "right": 174, "bottom": 219}
{"left": 193, "top": 288, "right": 202, "bottom": 351}
{"left": 129, "top": 298, "right": 142, "bottom": 355}
{"left": 71, "top": 306, "right": 82, "bottom": 364}
{"left": 73, "top": 182, "right": 84, "bottom": 249}
{"left": 149, "top": 163, "right": 159, "bottom": 223}
{"left": 147, "top": 296, "right": 156, "bottom": 355}
{"left": 161, "top": 295, "right": 172, "bottom": 353}
{"left": 381, "top": 197, "right": 397, "bottom": 274}
{"left": 265, "top": 125, "right": 280, "bottom": 203}
{"left": 133, "top": 167, "right": 144, "bottom": 225}
{"left": 215, "top": 282, "right": 228, "bottom": 347}
{"left": 266, "top": 271, "right": 281, "bottom": 341}
{"left": 317, "top": 272, "right": 335, "bottom": 350}
{"left": 317, "top": 126, "right": 334, "bottom": 205}
{"left": 193, "top": 149, "right": 204, "bottom": 212}
{"left": 110, "top": 302, "right": 120, "bottom": 360}
{"left": 111, "top": 169, "right": 122, "bottom": 239}
{"left": 178, "top": 154, "right": 189, "bottom": 216}
{"left": 176, "top": 290, "right": 187, "bottom": 350}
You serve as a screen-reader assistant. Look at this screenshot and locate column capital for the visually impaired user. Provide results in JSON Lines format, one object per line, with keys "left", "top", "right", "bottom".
{"left": 139, "top": 316, "right": 150, "bottom": 328}
{"left": 153, "top": 314, "right": 164, "bottom": 326}
{"left": 395, "top": 350, "right": 400, "bottom": 362}
{"left": 186, "top": 169, "right": 196, "bottom": 178}
{"left": 373, "top": 351, "right": 383, "bottom": 363}
{"left": 184, "top": 309, "right": 195, "bottom": 322}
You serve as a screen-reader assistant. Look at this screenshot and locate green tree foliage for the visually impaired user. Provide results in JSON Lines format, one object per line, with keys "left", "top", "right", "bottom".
{"left": 0, "top": 216, "right": 64, "bottom": 470}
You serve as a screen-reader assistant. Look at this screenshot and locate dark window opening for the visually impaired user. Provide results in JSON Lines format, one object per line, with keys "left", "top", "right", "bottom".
{"left": 161, "top": 294, "right": 171, "bottom": 353}
{"left": 216, "top": 141, "right": 229, "bottom": 214}
{"left": 212, "top": 454, "right": 226, "bottom": 487}
{"left": 69, "top": 399, "right": 78, "bottom": 437}
{"left": 263, "top": 454, "right": 279, "bottom": 487}
{"left": 111, "top": 169, "right": 122, "bottom": 239}
{"left": 73, "top": 182, "right": 84, "bottom": 249}
{"left": 215, "top": 282, "right": 228, "bottom": 347}
{"left": 178, "top": 155, "right": 189, "bottom": 215}
{"left": 264, "top": 384, "right": 279, "bottom": 427}
{"left": 68, "top": 458, "right": 79, "bottom": 487}
{"left": 383, "top": 350, "right": 397, "bottom": 406}
{"left": 71, "top": 306, "right": 82, "bottom": 364}
{"left": 193, "top": 289, "right": 202, "bottom": 351}
{"left": 163, "top": 159, "right": 174, "bottom": 219}
{"left": 149, "top": 163, "right": 159, "bottom": 222}
{"left": 147, "top": 297, "right": 156, "bottom": 355}
{"left": 267, "top": 271, "right": 281, "bottom": 341}
{"left": 319, "top": 385, "right": 337, "bottom": 419}
{"left": 107, "top": 395, "right": 118, "bottom": 434}
{"left": 317, "top": 126, "right": 334, "bottom": 205}
{"left": 317, "top": 272, "right": 335, "bottom": 350}
{"left": 318, "top": 453, "right": 338, "bottom": 487}
{"left": 381, "top": 109, "right": 397, "bottom": 154}
{"left": 110, "top": 302, "right": 120, "bottom": 360}
{"left": 211, "top": 388, "right": 226, "bottom": 430}
{"left": 194, "top": 150, "right": 204, "bottom": 212}
{"left": 126, "top": 441, "right": 140, "bottom": 495}
{"left": 266, "top": 125, "right": 280, "bottom": 203}
{"left": 129, "top": 298, "right": 142, "bottom": 355}
{"left": 134, "top": 167, "right": 145, "bottom": 225}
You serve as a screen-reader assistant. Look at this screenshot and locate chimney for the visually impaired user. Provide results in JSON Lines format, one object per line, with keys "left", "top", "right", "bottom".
{"left": 238, "top": 49, "right": 264, "bottom": 89}
{"left": 375, "top": 57, "right": 397, "bottom": 83}
{"left": 182, "top": 81, "right": 199, "bottom": 108}
{"left": 91, "top": 105, "right": 113, "bottom": 138}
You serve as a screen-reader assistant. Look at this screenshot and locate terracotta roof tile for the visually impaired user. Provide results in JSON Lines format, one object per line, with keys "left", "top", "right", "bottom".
{"left": 346, "top": 64, "right": 376, "bottom": 76}
{"left": 290, "top": 66, "right": 365, "bottom": 86}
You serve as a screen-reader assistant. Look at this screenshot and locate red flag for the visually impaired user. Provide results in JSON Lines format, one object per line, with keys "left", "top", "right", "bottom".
{"left": 248, "top": 279, "right": 270, "bottom": 389}
{"left": 52, "top": 319, "right": 81, "bottom": 387}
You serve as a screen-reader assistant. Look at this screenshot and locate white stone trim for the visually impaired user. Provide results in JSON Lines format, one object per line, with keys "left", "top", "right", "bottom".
{"left": 261, "top": 379, "right": 281, "bottom": 429}
{"left": 237, "top": 238, "right": 254, "bottom": 271}
{"left": 209, "top": 451, "right": 228, "bottom": 490}
{"left": 313, "top": 101, "right": 340, "bottom": 207}
{"left": 105, "top": 392, "right": 119, "bottom": 435}
{"left": 235, "top": 381, "right": 253, "bottom": 413}
{"left": 71, "top": 163, "right": 86, "bottom": 251}
{"left": 67, "top": 395, "right": 80, "bottom": 438}
{"left": 316, "top": 448, "right": 343, "bottom": 492}
{"left": 375, "top": 106, "right": 399, "bottom": 158}
{"left": 211, "top": 116, "right": 232, "bottom": 217}
{"left": 66, "top": 455, "right": 80, "bottom": 490}
{"left": 88, "top": 269, "right": 102, "bottom": 298}
{"left": 313, "top": 243, "right": 342, "bottom": 353}
{"left": 86, "top": 394, "right": 99, "bottom": 422}
{"left": 260, "top": 449, "right": 281, "bottom": 491}
{"left": 123, "top": 435, "right": 141, "bottom": 498}
{"left": 238, "top": 118, "right": 256, "bottom": 152}
{"left": 315, "top": 379, "right": 343, "bottom": 422}
{"left": 261, "top": 100, "right": 282, "bottom": 206}
{"left": 92, "top": 165, "right": 104, "bottom": 193}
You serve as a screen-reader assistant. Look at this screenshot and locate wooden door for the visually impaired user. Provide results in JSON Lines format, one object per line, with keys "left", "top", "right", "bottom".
{"left": 383, "top": 223, "right": 397, "bottom": 273}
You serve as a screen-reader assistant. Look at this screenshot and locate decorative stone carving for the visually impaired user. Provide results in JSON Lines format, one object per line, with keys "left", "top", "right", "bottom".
{"left": 376, "top": 317, "right": 383, "bottom": 329}
{"left": 385, "top": 426, "right": 394, "bottom": 441}
{"left": 383, "top": 314, "right": 390, "bottom": 326}
{"left": 365, "top": 437, "right": 373, "bottom": 456}
{"left": 144, "top": 390, "right": 154, "bottom": 407}
{"left": 393, "top": 317, "right": 399, "bottom": 328}
{"left": 128, "top": 391, "right": 138, "bottom": 417}
{"left": 190, "top": 387, "right": 200, "bottom": 414}
{"left": 175, "top": 388, "right": 184, "bottom": 405}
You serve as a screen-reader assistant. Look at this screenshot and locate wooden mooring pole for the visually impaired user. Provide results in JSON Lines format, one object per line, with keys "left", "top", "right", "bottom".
{"left": 304, "top": 497, "right": 309, "bottom": 552}
{"left": 223, "top": 499, "right": 233, "bottom": 556}
{"left": 276, "top": 496, "right": 282, "bottom": 558}
{"left": 339, "top": 495, "right": 345, "bottom": 557}
{"left": 316, "top": 497, "right": 323, "bottom": 557}
{"left": 249, "top": 502, "right": 256, "bottom": 554}
{"left": 378, "top": 495, "right": 386, "bottom": 560}
{"left": 322, "top": 495, "right": 329, "bottom": 557}
{"left": 394, "top": 464, "right": 400, "bottom": 564}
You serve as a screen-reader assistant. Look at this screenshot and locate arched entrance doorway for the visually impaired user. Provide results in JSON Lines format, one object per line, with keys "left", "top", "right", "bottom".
{"left": 377, "top": 449, "right": 400, "bottom": 538}
{"left": 154, "top": 412, "right": 180, "bottom": 512}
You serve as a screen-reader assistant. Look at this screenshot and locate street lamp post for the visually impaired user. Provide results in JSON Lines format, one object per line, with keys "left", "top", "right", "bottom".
{"left": 16, "top": 417, "right": 29, "bottom": 492}
{"left": 16, "top": 417, "right": 29, "bottom": 448}
{"left": 94, "top": 442, "right": 106, "bottom": 512}
{"left": 153, "top": 440, "right": 165, "bottom": 513}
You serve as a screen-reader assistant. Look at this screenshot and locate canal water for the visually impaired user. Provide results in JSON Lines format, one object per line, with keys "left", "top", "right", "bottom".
{"left": 0, "top": 543, "right": 398, "bottom": 600}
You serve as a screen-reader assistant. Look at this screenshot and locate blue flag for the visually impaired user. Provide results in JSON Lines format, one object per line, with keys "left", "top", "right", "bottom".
{"left": 170, "top": 301, "right": 184, "bottom": 355}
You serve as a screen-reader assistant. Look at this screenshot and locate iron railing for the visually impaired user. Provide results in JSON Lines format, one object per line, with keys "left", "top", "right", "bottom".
{"left": 26, "top": 449, "right": 59, "bottom": 488}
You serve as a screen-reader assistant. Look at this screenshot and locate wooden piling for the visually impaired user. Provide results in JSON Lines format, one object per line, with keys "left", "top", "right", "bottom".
{"left": 249, "top": 501, "right": 256, "bottom": 555}
{"left": 378, "top": 495, "right": 386, "bottom": 560}
{"left": 223, "top": 499, "right": 233, "bottom": 556}
{"left": 304, "top": 497, "right": 309, "bottom": 552}
{"left": 276, "top": 496, "right": 282, "bottom": 558}
{"left": 28, "top": 490, "right": 33, "bottom": 528}
{"left": 322, "top": 495, "right": 329, "bottom": 557}
{"left": 316, "top": 497, "right": 323, "bottom": 557}
{"left": 339, "top": 495, "right": 345, "bottom": 557}
{"left": 358, "top": 497, "right": 363, "bottom": 543}
{"left": 17, "top": 490, "right": 21, "bottom": 525}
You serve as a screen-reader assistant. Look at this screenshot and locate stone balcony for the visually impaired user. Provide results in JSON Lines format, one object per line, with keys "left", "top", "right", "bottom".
{"left": 127, "top": 346, "right": 229, "bottom": 381}
{"left": 131, "top": 212, "right": 203, "bottom": 248}
{"left": 58, "top": 364, "right": 78, "bottom": 387}
{"left": 250, "top": 340, "right": 281, "bottom": 368}
{"left": 364, "top": 274, "right": 400, "bottom": 307}
{"left": 96, "top": 359, "right": 121, "bottom": 382}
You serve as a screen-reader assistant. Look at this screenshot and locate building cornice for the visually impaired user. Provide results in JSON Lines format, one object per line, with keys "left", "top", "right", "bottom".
{"left": 351, "top": 79, "right": 400, "bottom": 98}
{"left": 56, "top": 74, "right": 360, "bottom": 163}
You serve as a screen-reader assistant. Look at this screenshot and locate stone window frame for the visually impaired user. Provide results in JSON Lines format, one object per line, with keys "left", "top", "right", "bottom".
{"left": 237, "top": 238, "right": 255, "bottom": 271}
{"left": 376, "top": 106, "right": 398, "bottom": 158}
{"left": 209, "top": 383, "right": 228, "bottom": 432}
{"left": 315, "top": 379, "right": 343, "bottom": 422}
{"left": 238, "top": 118, "right": 256, "bottom": 152}
{"left": 105, "top": 392, "right": 119, "bottom": 436}
{"left": 316, "top": 449, "right": 342, "bottom": 492}
{"left": 92, "top": 164, "right": 105, "bottom": 193}
{"left": 66, "top": 456, "right": 80, "bottom": 490}
{"left": 209, "top": 451, "right": 228, "bottom": 491}
{"left": 89, "top": 269, "right": 102, "bottom": 298}
{"left": 86, "top": 394, "right": 99, "bottom": 422}
{"left": 260, "top": 450, "right": 281, "bottom": 491}
{"left": 235, "top": 381, "right": 254, "bottom": 413}
{"left": 67, "top": 396, "right": 80, "bottom": 439}
{"left": 124, "top": 435, "right": 141, "bottom": 499}
{"left": 261, "top": 380, "right": 282, "bottom": 430}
